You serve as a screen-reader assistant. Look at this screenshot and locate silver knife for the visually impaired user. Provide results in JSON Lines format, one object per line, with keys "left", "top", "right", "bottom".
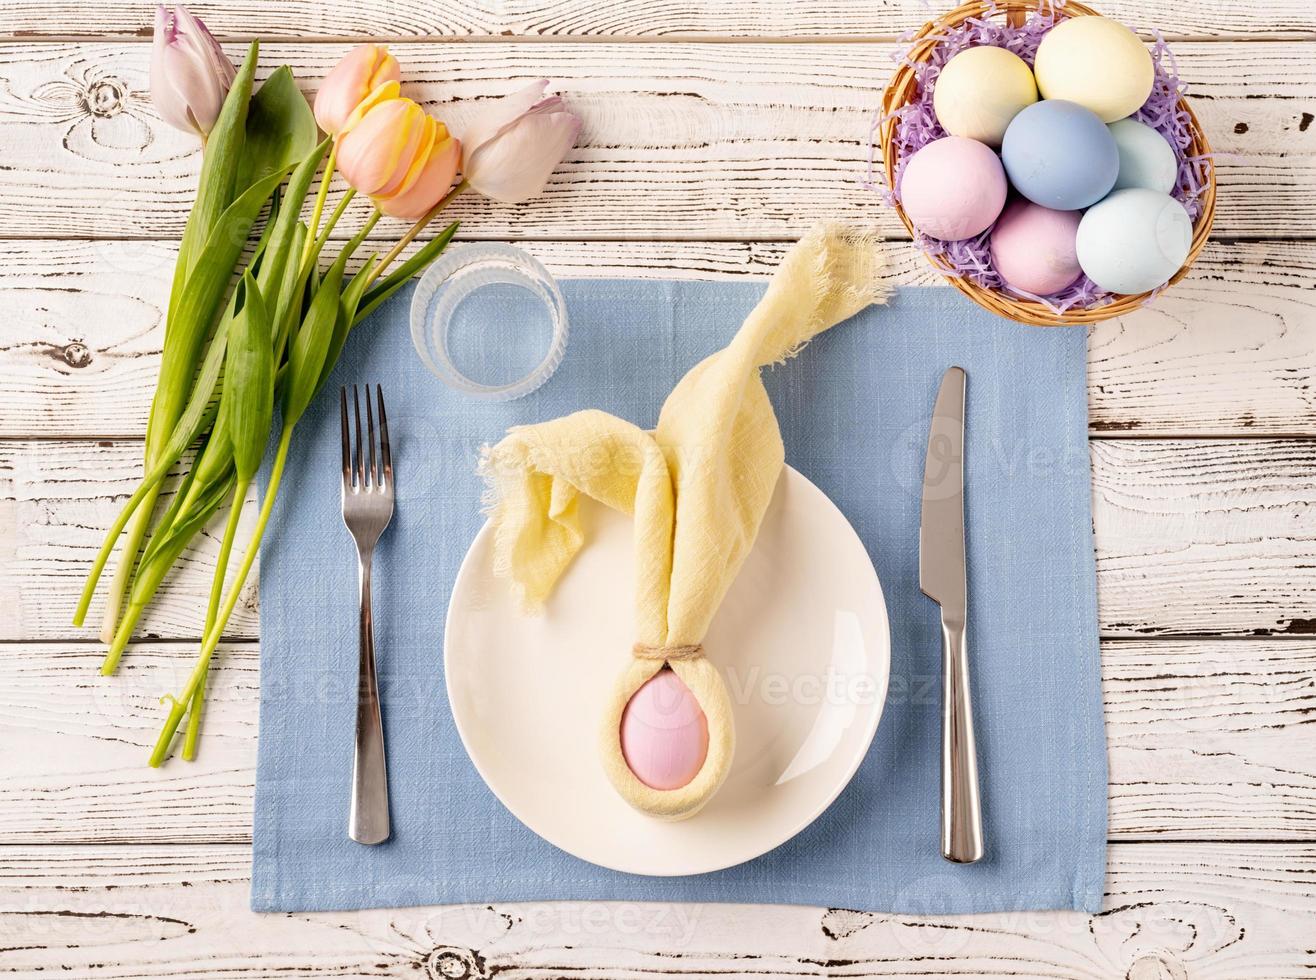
{"left": 919, "top": 366, "right": 985, "bottom": 864}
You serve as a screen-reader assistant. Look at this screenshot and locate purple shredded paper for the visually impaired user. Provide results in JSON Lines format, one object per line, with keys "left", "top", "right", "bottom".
{"left": 869, "top": 0, "right": 1212, "bottom": 314}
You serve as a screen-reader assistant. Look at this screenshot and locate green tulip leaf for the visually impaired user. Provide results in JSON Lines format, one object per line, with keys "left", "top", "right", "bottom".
{"left": 176, "top": 40, "right": 259, "bottom": 287}
{"left": 274, "top": 222, "right": 309, "bottom": 356}
{"left": 129, "top": 464, "right": 236, "bottom": 609}
{"left": 222, "top": 272, "right": 274, "bottom": 483}
{"left": 236, "top": 66, "right": 320, "bottom": 195}
{"left": 284, "top": 253, "right": 348, "bottom": 427}
{"left": 311, "top": 254, "right": 379, "bottom": 400}
{"left": 147, "top": 164, "right": 289, "bottom": 465}
{"left": 355, "top": 221, "right": 459, "bottom": 325}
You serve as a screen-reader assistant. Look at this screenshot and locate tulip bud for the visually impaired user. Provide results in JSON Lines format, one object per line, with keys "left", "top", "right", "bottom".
{"left": 337, "top": 97, "right": 427, "bottom": 196}
{"left": 375, "top": 126, "right": 461, "bottom": 220}
{"left": 150, "top": 5, "right": 237, "bottom": 139}
{"left": 460, "top": 80, "right": 582, "bottom": 205}
{"left": 314, "top": 43, "right": 401, "bottom": 136}
{"left": 337, "top": 95, "right": 461, "bottom": 220}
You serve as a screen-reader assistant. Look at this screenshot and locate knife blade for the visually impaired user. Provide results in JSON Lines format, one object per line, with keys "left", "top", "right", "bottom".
{"left": 919, "top": 366, "right": 967, "bottom": 618}
{"left": 919, "top": 365, "right": 984, "bottom": 865}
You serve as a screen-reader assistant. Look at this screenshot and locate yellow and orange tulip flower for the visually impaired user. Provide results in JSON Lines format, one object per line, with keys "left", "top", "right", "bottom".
{"left": 337, "top": 93, "right": 461, "bottom": 221}
{"left": 313, "top": 43, "right": 400, "bottom": 135}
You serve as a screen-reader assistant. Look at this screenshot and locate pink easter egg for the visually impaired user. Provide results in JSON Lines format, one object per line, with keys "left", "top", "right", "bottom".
{"left": 989, "top": 199, "right": 1084, "bottom": 296}
{"left": 899, "top": 136, "right": 1007, "bottom": 241}
{"left": 620, "top": 669, "right": 709, "bottom": 791}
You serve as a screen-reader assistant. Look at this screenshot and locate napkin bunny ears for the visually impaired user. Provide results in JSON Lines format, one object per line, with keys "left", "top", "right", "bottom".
{"left": 481, "top": 225, "right": 889, "bottom": 819}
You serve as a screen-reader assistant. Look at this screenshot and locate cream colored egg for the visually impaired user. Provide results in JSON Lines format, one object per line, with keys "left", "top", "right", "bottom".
{"left": 1034, "top": 16, "right": 1154, "bottom": 123}
{"left": 933, "top": 46, "right": 1039, "bottom": 147}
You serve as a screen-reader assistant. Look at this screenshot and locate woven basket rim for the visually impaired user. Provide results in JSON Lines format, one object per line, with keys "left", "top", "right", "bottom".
{"left": 878, "top": 0, "right": 1217, "bottom": 327}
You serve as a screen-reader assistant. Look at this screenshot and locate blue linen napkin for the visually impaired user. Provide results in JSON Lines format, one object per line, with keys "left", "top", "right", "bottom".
{"left": 253, "top": 281, "right": 1105, "bottom": 914}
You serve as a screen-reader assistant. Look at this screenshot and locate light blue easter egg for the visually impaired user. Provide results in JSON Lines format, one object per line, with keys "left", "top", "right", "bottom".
{"left": 1001, "top": 100, "right": 1119, "bottom": 210}
{"left": 1109, "top": 118, "right": 1178, "bottom": 193}
{"left": 1076, "top": 188, "right": 1192, "bottom": 294}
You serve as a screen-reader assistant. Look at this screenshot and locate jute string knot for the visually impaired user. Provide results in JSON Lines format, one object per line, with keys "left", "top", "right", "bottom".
{"left": 632, "top": 643, "right": 703, "bottom": 662}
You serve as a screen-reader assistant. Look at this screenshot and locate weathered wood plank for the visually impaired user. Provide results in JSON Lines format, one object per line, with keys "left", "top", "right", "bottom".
{"left": 0, "top": 41, "right": 1308, "bottom": 240}
{"left": 1102, "top": 639, "right": 1316, "bottom": 840}
{"left": 1, "top": 640, "right": 1311, "bottom": 844}
{"left": 2, "top": 238, "right": 1313, "bottom": 440}
{"left": 0, "top": 643, "right": 258, "bottom": 844}
{"left": 3, "top": 438, "right": 1314, "bottom": 639}
{"left": 0, "top": 841, "right": 1312, "bottom": 978}
{"left": 1, "top": 0, "right": 1311, "bottom": 41}
{"left": 0, "top": 441, "right": 263, "bottom": 640}
{"left": 1091, "top": 439, "right": 1316, "bottom": 638}
{"left": 1086, "top": 240, "right": 1316, "bottom": 438}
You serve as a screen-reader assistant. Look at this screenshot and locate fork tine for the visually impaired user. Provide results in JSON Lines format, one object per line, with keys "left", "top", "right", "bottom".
{"left": 376, "top": 386, "right": 391, "bottom": 488}
{"left": 365, "top": 384, "right": 377, "bottom": 490}
{"left": 352, "top": 384, "right": 364, "bottom": 490}
{"left": 340, "top": 387, "right": 351, "bottom": 490}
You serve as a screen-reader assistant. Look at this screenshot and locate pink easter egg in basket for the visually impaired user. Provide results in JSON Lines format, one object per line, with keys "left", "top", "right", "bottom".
{"left": 899, "top": 136, "right": 1007, "bottom": 241}
{"left": 990, "top": 198, "right": 1084, "bottom": 296}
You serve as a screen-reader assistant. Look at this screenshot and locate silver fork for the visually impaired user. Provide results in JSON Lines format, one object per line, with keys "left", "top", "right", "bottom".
{"left": 340, "top": 384, "right": 394, "bottom": 845}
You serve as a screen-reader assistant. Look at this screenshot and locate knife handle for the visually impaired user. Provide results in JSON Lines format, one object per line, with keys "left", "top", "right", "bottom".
{"left": 940, "top": 618, "right": 984, "bottom": 864}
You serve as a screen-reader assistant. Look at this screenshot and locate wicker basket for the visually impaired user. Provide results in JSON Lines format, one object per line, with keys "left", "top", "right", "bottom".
{"left": 879, "top": 0, "right": 1216, "bottom": 326}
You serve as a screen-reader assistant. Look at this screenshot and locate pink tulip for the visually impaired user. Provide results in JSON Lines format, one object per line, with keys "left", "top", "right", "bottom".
{"left": 150, "top": 5, "right": 236, "bottom": 139}
{"left": 460, "top": 80, "right": 582, "bottom": 204}
{"left": 313, "top": 44, "right": 401, "bottom": 136}
{"left": 337, "top": 95, "right": 461, "bottom": 219}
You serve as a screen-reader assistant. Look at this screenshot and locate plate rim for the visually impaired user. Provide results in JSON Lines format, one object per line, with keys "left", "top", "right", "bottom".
{"left": 443, "top": 464, "right": 891, "bottom": 876}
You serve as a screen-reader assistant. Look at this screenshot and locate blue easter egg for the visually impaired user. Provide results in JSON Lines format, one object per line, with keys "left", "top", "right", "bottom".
{"left": 1076, "top": 188, "right": 1192, "bottom": 295}
{"left": 1001, "top": 100, "right": 1120, "bottom": 210}
{"left": 1109, "top": 118, "right": 1178, "bottom": 194}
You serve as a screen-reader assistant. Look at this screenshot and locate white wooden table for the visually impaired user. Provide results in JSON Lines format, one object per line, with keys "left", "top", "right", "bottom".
{"left": 2, "top": 1, "right": 1314, "bottom": 976}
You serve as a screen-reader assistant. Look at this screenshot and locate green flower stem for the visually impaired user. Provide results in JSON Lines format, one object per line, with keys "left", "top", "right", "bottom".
{"left": 368, "top": 180, "right": 469, "bottom": 287}
{"left": 147, "top": 187, "right": 442, "bottom": 764}
{"left": 311, "top": 186, "right": 355, "bottom": 262}
{"left": 182, "top": 476, "right": 250, "bottom": 761}
{"left": 301, "top": 142, "right": 338, "bottom": 266}
{"left": 353, "top": 209, "right": 381, "bottom": 253}
{"left": 101, "top": 469, "right": 234, "bottom": 675}
{"left": 72, "top": 452, "right": 181, "bottom": 629}
{"left": 96, "top": 486, "right": 161, "bottom": 644}
{"left": 206, "top": 480, "right": 248, "bottom": 643}
{"left": 150, "top": 430, "right": 292, "bottom": 768}
{"left": 180, "top": 675, "right": 208, "bottom": 762}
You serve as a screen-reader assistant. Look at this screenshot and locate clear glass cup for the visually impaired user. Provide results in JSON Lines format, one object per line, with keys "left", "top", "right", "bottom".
{"left": 409, "top": 243, "right": 569, "bottom": 401}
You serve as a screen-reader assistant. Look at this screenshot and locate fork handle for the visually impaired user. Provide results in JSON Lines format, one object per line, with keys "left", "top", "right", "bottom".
{"left": 349, "top": 551, "right": 390, "bottom": 845}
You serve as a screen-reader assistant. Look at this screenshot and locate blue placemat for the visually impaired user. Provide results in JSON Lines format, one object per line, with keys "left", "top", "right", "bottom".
{"left": 253, "top": 281, "right": 1105, "bottom": 914}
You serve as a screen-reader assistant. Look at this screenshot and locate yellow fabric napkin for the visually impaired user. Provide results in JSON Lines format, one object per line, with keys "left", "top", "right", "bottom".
{"left": 481, "top": 225, "right": 888, "bottom": 818}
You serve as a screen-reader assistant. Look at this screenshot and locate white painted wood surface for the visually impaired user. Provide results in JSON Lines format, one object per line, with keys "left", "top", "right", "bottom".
{"left": 0, "top": 41, "right": 1311, "bottom": 240}
{"left": 4, "top": 0, "right": 1314, "bottom": 39}
{"left": 0, "top": 0, "right": 1314, "bottom": 976}
{"left": 2, "top": 843, "right": 1313, "bottom": 978}
{"left": 3, "top": 240, "right": 1314, "bottom": 439}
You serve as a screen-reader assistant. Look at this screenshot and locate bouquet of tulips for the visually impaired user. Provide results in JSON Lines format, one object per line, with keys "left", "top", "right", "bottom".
{"left": 74, "top": 7, "right": 582, "bottom": 767}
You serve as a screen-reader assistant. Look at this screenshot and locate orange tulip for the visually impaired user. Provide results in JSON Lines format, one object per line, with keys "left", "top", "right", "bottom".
{"left": 313, "top": 44, "right": 400, "bottom": 135}
{"left": 375, "top": 126, "right": 461, "bottom": 220}
{"left": 337, "top": 94, "right": 461, "bottom": 220}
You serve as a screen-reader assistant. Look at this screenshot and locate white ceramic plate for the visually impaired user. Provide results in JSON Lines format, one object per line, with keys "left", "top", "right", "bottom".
{"left": 445, "top": 466, "right": 890, "bottom": 876}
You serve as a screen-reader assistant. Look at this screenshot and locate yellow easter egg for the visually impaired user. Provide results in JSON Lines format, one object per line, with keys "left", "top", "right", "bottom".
{"left": 933, "top": 46, "right": 1038, "bottom": 147}
{"left": 1034, "top": 16, "right": 1154, "bottom": 123}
